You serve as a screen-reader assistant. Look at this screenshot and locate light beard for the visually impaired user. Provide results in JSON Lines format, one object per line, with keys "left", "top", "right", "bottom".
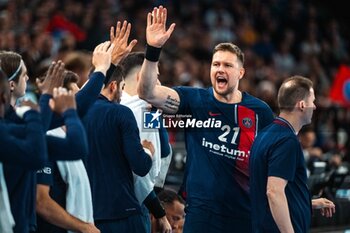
{"left": 213, "top": 85, "right": 235, "bottom": 98}
{"left": 113, "top": 91, "right": 121, "bottom": 103}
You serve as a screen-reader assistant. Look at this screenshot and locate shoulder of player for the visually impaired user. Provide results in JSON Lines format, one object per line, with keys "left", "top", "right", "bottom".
{"left": 267, "top": 123, "right": 299, "bottom": 143}
{"left": 172, "top": 86, "right": 208, "bottom": 95}
{"left": 242, "top": 92, "right": 272, "bottom": 109}
{"left": 107, "top": 103, "right": 136, "bottom": 120}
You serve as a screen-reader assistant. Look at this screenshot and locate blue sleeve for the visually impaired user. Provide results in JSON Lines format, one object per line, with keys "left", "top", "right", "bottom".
{"left": 47, "top": 109, "right": 88, "bottom": 161}
{"left": 151, "top": 107, "right": 170, "bottom": 158}
{"left": 75, "top": 71, "right": 105, "bottom": 118}
{"left": 37, "top": 163, "right": 54, "bottom": 185}
{"left": 268, "top": 137, "right": 298, "bottom": 181}
{"left": 0, "top": 110, "right": 48, "bottom": 169}
{"left": 120, "top": 107, "right": 152, "bottom": 176}
{"left": 38, "top": 94, "right": 53, "bottom": 131}
{"left": 172, "top": 86, "right": 192, "bottom": 114}
{"left": 150, "top": 105, "right": 170, "bottom": 158}
{"left": 159, "top": 126, "right": 171, "bottom": 158}
{"left": 48, "top": 72, "right": 106, "bottom": 129}
{"left": 143, "top": 190, "right": 157, "bottom": 204}
{"left": 258, "top": 103, "right": 275, "bottom": 130}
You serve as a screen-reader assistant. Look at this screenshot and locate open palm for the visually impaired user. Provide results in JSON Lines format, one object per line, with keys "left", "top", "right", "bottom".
{"left": 110, "top": 20, "right": 137, "bottom": 65}
{"left": 146, "top": 6, "right": 175, "bottom": 48}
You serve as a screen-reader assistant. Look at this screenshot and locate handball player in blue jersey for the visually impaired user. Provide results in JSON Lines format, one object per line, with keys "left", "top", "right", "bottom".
{"left": 137, "top": 6, "right": 274, "bottom": 233}
{"left": 250, "top": 76, "right": 335, "bottom": 233}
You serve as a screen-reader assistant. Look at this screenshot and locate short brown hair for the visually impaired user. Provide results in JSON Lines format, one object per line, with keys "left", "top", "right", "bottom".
{"left": 63, "top": 71, "right": 79, "bottom": 90}
{"left": 213, "top": 43, "right": 244, "bottom": 66}
{"left": 0, "top": 65, "right": 10, "bottom": 106}
{"left": 278, "top": 75, "right": 313, "bottom": 112}
{"left": 0, "top": 51, "right": 22, "bottom": 82}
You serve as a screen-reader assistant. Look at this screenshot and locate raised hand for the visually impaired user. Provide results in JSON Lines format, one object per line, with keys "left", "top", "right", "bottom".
{"left": 110, "top": 20, "right": 137, "bottom": 65}
{"left": 49, "top": 87, "right": 77, "bottom": 115}
{"left": 36, "top": 61, "right": 65, "bottom": 95}
{"left": 92, "top": 41, "right": 114, "bottom": 76}
{"left": 146, "top": 5, "right": 175, "bottom": 48}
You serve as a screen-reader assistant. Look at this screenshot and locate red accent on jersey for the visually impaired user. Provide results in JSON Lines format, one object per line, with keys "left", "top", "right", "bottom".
{"left": 236, "top": 105, "right": 256, "bottom": 177}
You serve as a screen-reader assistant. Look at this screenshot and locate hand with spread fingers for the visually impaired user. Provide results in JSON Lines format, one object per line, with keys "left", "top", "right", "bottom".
{"left": 146, "top": 5, "right": 176, "bottom": 48}
{"left": 36, "top": 60, "right": 65, "bottom": 95}
{"left": 92, "top": 41, "right": 114, "bottom": 76}
{"left": 110, "top": 20, "right": 137, "bottom": 65}
{"left": 312, "top": 198, "right": 336, "bottom": 218}
{"left": 49, "top": 87, "right": 77, "bottom": 115}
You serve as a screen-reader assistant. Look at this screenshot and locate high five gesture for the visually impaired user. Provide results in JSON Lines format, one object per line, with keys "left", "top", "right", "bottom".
{"left": 146, "top": 6, "right": 175, "bottom": 48}
{"left": 110, "top": 20, "right": 137, "bottom": 65}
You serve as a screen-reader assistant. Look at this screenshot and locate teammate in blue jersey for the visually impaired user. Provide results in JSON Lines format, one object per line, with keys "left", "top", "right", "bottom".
{"left": 137, "top": 6, "right": 274, "bottom": 233}
{"left": 0, "top": 66, "right": 47, "bottom": 233}
{"left": 249, "top": 76, "right": 335, "bottom": 233}
{"left": 82, "top": 62, "right": 153, "bottom": 233}
{"left": 0, "top": 51, "right": 51, "bottom": 233}
{"left": 35, "top": 23, "right": 136, "bottom": 232}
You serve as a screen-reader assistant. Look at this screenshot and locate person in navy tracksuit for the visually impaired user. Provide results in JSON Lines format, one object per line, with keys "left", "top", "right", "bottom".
{"left": 83, "top": 64, "right": 153, "bottom": 233}
{"left": 1, "top": 51, "right": 88, "bottom": 233}
{"left": 1, "top": 51, "right": 49, "bottom": 233}
{"left": 35, "top": 40, "right": 118, "bottom": 233}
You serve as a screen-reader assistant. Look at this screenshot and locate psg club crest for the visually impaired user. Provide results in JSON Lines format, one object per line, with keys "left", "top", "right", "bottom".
{"left": 242, "top": 117, "right": 253, "bottom": 128}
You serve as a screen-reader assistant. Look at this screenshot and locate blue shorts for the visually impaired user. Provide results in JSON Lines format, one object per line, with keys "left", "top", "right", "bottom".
{"left": 183, "top": 207, "right": 252, "bottom": 233}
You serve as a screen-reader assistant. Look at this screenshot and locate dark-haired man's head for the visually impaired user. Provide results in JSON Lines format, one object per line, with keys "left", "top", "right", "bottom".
{"left": 119, "top": 52, "right": 145, "bottom": 96}
{"left": 101, "top": 64, "right": 124, "bottom": 103}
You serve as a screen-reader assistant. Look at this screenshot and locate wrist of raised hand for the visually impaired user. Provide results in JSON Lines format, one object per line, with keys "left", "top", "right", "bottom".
{"left": 145, "top": 44, "right": 162, "bottom": 62}
{"left": 93, "top": 67, "right": 108, "bottom": 77}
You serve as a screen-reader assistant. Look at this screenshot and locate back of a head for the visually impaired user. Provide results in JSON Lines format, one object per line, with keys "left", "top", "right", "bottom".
{"left": 63, "top": 71, "right": 79, "bottom": 90}
{"left": 119, "top": 52, "right": 145, "bottom": 79}
{"left": 277, "top": 75, "right": 313, "bottom": 112}
{"left": 213, "top": 43, "right": 245, "bottom": 66}
{"left": 0, "top": 67, "right": 10, "bottom": 107}
{"left": 0, "top": 51, "right": 22, "bottom": 82}
{"left": 104, "top": 64, "right": 124, "bottom": 88}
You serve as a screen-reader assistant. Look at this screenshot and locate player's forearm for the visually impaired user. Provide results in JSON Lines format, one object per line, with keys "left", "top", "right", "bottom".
{"left": 267, "top": 189, "right": 294, "bottom": 233}
{"left": 138, "top": 59, "right": 158, "bottom": 101}
{"left": 36, "top": 196, "right": 89, "bottom": 233}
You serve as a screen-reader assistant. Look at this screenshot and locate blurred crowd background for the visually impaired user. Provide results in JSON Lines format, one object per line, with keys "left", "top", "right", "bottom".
{"left": 1, "top": 0, "right": 349, "bottom": 230}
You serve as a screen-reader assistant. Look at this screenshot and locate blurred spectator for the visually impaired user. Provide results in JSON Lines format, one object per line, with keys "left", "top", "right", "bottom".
{"left": 299, "top": 126, "right": 324, "bottom": 174}
{"left": 152, "top": 189, "right": 185, "bottom": 233}
{"left": 62, "top": 51, "right": 92, "bottom": 88}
